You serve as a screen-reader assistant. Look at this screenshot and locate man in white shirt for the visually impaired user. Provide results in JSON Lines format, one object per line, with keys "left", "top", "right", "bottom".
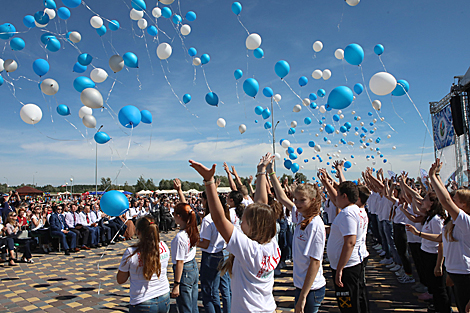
{"left": 79, "top": 205, "right": 100, "bottom": 248}
{"left": 65, "top": 204, "right": 90, "bottom": 250}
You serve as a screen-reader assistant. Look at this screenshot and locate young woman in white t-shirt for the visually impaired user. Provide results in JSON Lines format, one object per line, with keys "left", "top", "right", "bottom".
{"left": 189, "top": 153, "right": 280, "bottom": 313}
{"left": 117, "top": 216, "right": 170, "bottom": 313}
{"left": 170, "top": 203, "right": 199, "bottom": 313}
{"left": 227, "top": 190, "right": 245, "bottom": 230}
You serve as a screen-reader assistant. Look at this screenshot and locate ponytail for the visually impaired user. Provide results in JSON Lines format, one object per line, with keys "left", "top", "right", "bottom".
{"left": 229, "top": 191, "right": 245, "bottom": 219}
{"left": 174, "top": 203, "right": 199, "bottom": 248}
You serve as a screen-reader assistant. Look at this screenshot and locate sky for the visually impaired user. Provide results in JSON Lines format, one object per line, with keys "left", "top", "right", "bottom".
{"left": 1, "top": 0, "right": 469, "bottom": 187}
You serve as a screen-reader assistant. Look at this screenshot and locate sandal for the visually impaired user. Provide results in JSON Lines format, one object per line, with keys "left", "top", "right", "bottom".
{"left": 9, "top": 259, "right": 17, "bottom": 266}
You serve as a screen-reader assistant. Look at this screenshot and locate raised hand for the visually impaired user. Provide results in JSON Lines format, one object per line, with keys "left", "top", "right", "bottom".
{"left": 173, "top": 178, "right": 182, "bottom": 191}
{"left": 429, "top": 158, "right": 443, "bottom": 177}
{"left": 189, "top": 160, "right": 216, "bottom": 182}
{"left": 215, "top": 178, "right": 221, "bottom": 188}
{"left": 266, "top": 158, "right": 274, "bottom": 174}
{"left": 257, "top": 153, "right": 274, "bottom": 172}
{"left": 223, "top": 162, "right": 230, "bottom": 174}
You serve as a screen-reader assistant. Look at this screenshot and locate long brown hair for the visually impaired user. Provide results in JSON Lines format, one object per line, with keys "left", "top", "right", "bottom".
{"left": 126, "top": 216, "right": 161, "bottom": 280}
{"left": 295, "top": 184, "right": 322, "bottom": 230}
{"left": 221, "top": 203, "right": 277, "bottom": 276}
{"left": 174, "top": 203, "right": 199, "bottom": 247}
{"left": 444, "top": 189, "right": 470, "bottom": 242}
{"left": 422, "top": 192, "right": 446, "bottom": 226}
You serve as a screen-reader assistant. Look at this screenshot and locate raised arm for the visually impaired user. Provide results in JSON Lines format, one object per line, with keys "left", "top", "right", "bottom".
{"left": 247, "top": 175, "right": 254, "bottom": 196}
{"left": 429, "top": 159, "right": 461, "bottom": 221}
{"left": 267, "top": 160, "right": 295, "bottom": 210}
{"left": 173, "top": 179, "right": 186, "bottom": 203}
{"left": 223, "top": 162, "right": 238, "bottom": 191}
{"left": 318, "top": 169, "right": 338, "bottom": 207}
{"left": 231, "top": 165, "right": 243, "bottom": 188}
{"left": 333, "top": 160, "right": 346, "bottom": 184}
{"left": 253, "top": 153, "right": 274, "bottom": 204}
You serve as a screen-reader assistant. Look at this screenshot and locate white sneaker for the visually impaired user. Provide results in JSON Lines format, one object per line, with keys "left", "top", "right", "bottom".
{"left": 379, "top": 258, "right": 393, "bottom": 265}
{"left": 398, "top": 274, "right": 415, "bottom": 284}
{"left": 390, "top": 264, "right": 402, "bottom": 272}
{"left": 386, "top": 262, "right": 396, "bottom": 268}
{"left": 379, "top": 251, "right": 386, "bottom": 257}
{"left": 395, "top": 268, "right": 405, "bottom": 277}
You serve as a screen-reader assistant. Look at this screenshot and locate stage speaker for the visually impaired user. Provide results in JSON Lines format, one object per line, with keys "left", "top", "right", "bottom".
{"left": 451, "top": 95, "right": 464, "bottom": 136}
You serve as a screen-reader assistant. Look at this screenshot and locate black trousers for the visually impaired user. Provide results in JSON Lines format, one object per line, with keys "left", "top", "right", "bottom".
{"left": 393, "top": 223, "right": 412, "bottom": 274}
{"left": 73, "top": 226, "right": 90, "bottom": 247}
{"left": 420, "top": 250, "right": 451, "bottom": 313}
{"left": 109, "top": 218, "right": 127, "bottom": 237}
{"left": 408, "top": 242, "right": 425, "bottom": 285}
{"left": 332, "top": 262, "right": 368, "bottom": 313}
{"left": 447, "top": 272, "right": 470, "bottom": 313}
{"left": 68, "top": 229, "right": 81, "bottom": 247}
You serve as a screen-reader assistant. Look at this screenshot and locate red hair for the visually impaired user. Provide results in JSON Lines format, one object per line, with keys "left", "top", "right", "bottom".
{"left": 174, "top": 203, "right": 199, "bottom": 248}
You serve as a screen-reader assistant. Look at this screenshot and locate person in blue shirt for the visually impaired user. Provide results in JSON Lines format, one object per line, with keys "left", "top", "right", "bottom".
{"left": 49, "top": 206, "right": 79, "bottom": 255}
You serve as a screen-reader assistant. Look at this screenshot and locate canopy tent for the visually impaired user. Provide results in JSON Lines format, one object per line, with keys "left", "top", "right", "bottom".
{"left": 183, "top": 189, "right": 200, "bottom": 194}
{"left": 15, "top": 186, "right": 44, "bottom": 196}
{"left": 136, "top": 190, "right": 153, "bottom": 195}
{"left": 88, "top": 191, "right": 105, "bottom": 195}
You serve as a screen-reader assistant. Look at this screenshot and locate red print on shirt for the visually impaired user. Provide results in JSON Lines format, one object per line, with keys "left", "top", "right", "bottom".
{"left": 256, "top": 247, "right": 281, "bottom": 278}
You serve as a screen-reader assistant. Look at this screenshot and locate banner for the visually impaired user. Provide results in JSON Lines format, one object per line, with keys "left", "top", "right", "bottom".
{"left": 432, "top": 105, "right": 455, "bottom": 150}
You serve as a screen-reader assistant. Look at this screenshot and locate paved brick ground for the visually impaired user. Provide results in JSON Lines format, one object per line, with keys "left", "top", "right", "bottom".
{"left": 0, "top": 231, "right": 453, "bottom": 312}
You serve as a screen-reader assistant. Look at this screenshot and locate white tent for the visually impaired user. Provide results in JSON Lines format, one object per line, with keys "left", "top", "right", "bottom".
{"left": 136, "top": 190, "right": 153, "bottom": 195}
{"left": 183, "top": 189, "right": 200, "bottom": 194}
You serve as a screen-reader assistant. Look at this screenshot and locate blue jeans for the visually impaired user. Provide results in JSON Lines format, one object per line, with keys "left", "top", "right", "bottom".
{"left": 129, "top": 292, "right": 170, "bottom": 313}
{"left": 200, "top": 251, "right": 231, "bottom": 313}
{"left": 174, "top": 258, "right": 199, "bottom": 313}
{"left": 383, "top": 220, "right": 401, "bottom": 264}
{"left": 219, "top": 251, "right": 231, "bottom": 313}
{"left": 294, "top": 285, "right": 325, "bottom": 313}
{"left": 377, "top": 220, "right": 390, "bottom": 258}
{"left": 50, "top": 230, "right": 76, "bottom": 250}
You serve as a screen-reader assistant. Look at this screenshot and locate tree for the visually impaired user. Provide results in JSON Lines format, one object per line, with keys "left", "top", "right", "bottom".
{"left": 146, "top": 178, "right": 157, "bottom": 191}
{"left": 158, "top": 179, "right": 173, "bottom": 190}
{"left": 295, "top": 172, "right": 308, "bottom": 184}
{"left": 214, "top": 175, "right": 229, "bottom": 187}
{"left": 135, "top": 176, "right": 147, "bottom": 192}
{"left": 100, "top": 177, "right": 112, "bottom": 191}
{"left": 280, "top": 174, "right": 294, "bottom": 185}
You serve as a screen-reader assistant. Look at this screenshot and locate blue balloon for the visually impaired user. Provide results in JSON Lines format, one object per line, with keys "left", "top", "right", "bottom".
{"left": 96, "top": 25, "right": 107, "bottom": 36}
{"left": 100, "top": 190, "right": 129, "bottom": 216}
{"left": 340, "top": 126, "right": 347, "bottom": 133}
{"left": 46, "top": 38, "right": 61, "bottom": 52}
{"left": 344, "top": 161, "right": 352, "bottom": 169}
{"left": 41, "top": 33, "right": 55, "bottom": 45}
{"left": 183, "top": 94, "right": 191, "bottom": 104}
{"left": 123, "top": 52, "right": 138, "bottom": 68}
{"left": 291, "top": 163, "right": 300, "bottom": 173}
{"left": 94, "top": 131, "right": 111, "bottom": 144}
{"left": 205, "top": 92, "right": 219, "bottom": 106}
{"left": 255, "top": 120, "right": 258, "bottom": 123}
{"left": 255, "top": 106, "right": 263, "bottom": 115}
{"left": 172, "top": 14, "right": 182, "bottom": 24}
{"left": 374, "top": 44, "right": 384, "bottom": 56}
{"left": 289, "top": 153, "right": 298, "bottom": 160}
{"left": 275, "top": 60, "right": 290, "bottom": 79}
{"left": 298, "top": 76, "right": 308, "bottom": 87}
{"left": 304, "top": 159, "right": 308, "bottom": 163}
{"left": 264, "top": 121, "right": 272, "bottom": 129}
{"left": 232, "top": 2, "right": 242, "bottom": 15}
{"left": 253, "top": 48, "right": 264, "bottom": 59}
{"left": 34, "top": 11, "right": 50, "bottom": 25}
{"left": 0, "top": 76, "right": 3, "bottom": 86}
{"left": 308, "top": 141, "right": 315, "bottom": 147}
{"left": 304, "top": 117, "right": 312, "bottom": 125}
{"left": 262, "top": 87, "right": 273, "bottom": 98}
{"left": 262, "top": 108, "right": 271, "bottom": 119}
{"left": 333, "top": 114, "right": 340, "bottom": 122}
{"left": 201, "top": 54, "right": 210, "bottom": 65}
{"left": 140, "top": 110, "right": 152, "bottom": 124}
{"left": 383, "top": 159, "right": 387, "bottom": 163}
{"left": 131, "top": 0, "right": 146, "bottom": 11}
{"left": 62, "top": 0, "right": 81, "bottom": 8}
{"left": 56, "top": 104, "right": 70, "bottom": 116}
{"left": 161, "top": 7, "right": 172, "bottom": 18}
{"left": 78, "top": 53, "right": 93, "bottom": 66}
{"left": 10, "top": 38, "right": 25, "bottom": 51}
{"left": 73, "top": 76, "right": 95, "bottom": 92}
{"left": 73, "top": 62, "right": 87, "bottom": 73}
{"left": 109, "top": 20, "right": 120, "bottom": 31}
{"left": 185, "top": 11, "right": 196, "bottom": 22}
{"left": 368, "top": 112, "right": 373, "bottom": 116}
{"left": 44, "top": 0, "right": 57, "bottom": 9}
{"left": 344, "top": 43, "right": 364, "bottom": 66}
{"left": 309, "top": 93, "right": 317, "bottom": 101}
{"left": 23, "top": 15, "right": 36, "bottom": 28}
{"left": 326, "top": 104, "right": 332, "bottom": 111}
{"left": 234, "top": 69, "right": 243, "bottom": 80}
{"left": 57, "top": 7, "right": 71, "bottom": 19}
{"left": 147, "top": 25, "right": 157, "bottom": 36}
{"left": 318, "top": 89, "right": 326, "bottom": 97}
{"left": 288, "top": 127, "right": 296, "bottom": 135}
{"left": 33, "top": 59, "right": 49, "bottom": 76}
{"left": 188, "top": 47, "right": 197, "bottom": 57}
{"left": 287, "top": 147, "right": 295, "bottom": 153}
{"left": 243, "top": 78, "right": 259, "bottom": 98}
{"left": 344, "top": 122, "right": 352, "bottom": 129}
{"left": 119, "top": 105, "right": 141, "bottom": 128}
{"left": 297, "top": 147, "right": 303, "bottom": 155}
{"left": 327, "top": 86, "right": 354, "bottom": 110}
{"left": 392, "top": 79, "right": 409, "bottom": 96}
{"left": 325, "top": 124, "right": 335, "bottom": 134}
{"left": 284, "top": 159, "right": 292, "bottom": 169}
{"left": 353, "top": 83, "right": 363, "bottom": 95}
{"left": 0, "top": 23, "right": 16, "bottom": 40}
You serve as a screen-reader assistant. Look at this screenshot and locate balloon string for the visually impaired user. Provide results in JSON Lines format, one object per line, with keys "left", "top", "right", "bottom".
{"left": 419, "top": 114, "right": 431, "bottom": 171}
{"left": 193, "top": 66, "right": 197, "bottom": 85}
{"left": 337, "top": 1, "right": 345, "bottom": 31}
{"left": 342, "top": 60, "right": 348, "bottom": 82}
{"left": 32, "top": 124, "right": 85, "bottom": 141}
{"left": 111, "top": 126, "right": 134, "bottom": 186}
{"left": 100, "top": 37, "right": 110, "bottom": 59}
{"left": 169, "top": 21, "right": 191, "bottom": 64}
{"left": 390, "top": 95, "right": 406, "bottom": 123}
{"left": 235, "top": 81, "right": 245, "bottom": 118}
{"left": 236, "top": 16, "right": 250, "bottom": 35}
{"left": 3, "top": 76, "right": 25, "bottom": 106}
{"left": 142, "top": 30, "right": 155, "bottom": 76}
{"left": 40, "top": 91, "right": 54, "bottom": 124}
{"left": 378, "top": 55, "right": 387, "bottom": 72}
{"left": 148, "top": 124, "right": 153, "bottom": 151}
{"left": 201, "top": 67, "right": 212, "bottom": 92}
{"left": 81, "top": 0, "right": 115, "bottom": 24}
{"left": 139, "top": 2, "right": 171, "bottom": 40}
{"left": 136, "top": 73, "right": 142, "bottom": 91}
{"left": 404, "top": 90, "right": 434, "bottom": 140}
{"left": 64, "top": 117, "right": 87, "bottom": 140}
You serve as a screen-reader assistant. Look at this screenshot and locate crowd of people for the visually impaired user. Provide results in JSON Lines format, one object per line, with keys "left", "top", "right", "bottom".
{"left": 1, "top": 153, "right": 470, "bottom": 313}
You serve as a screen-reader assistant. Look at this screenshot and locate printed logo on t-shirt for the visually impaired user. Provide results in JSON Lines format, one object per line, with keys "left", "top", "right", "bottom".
{"left": 159, "top": 242, "right": 169, "bottom": 261}
{"left": 297, "top": 231, "right": 307, "bottom": 242}
{"left": 256, "top": 247, "right": 281, "bottom": 278}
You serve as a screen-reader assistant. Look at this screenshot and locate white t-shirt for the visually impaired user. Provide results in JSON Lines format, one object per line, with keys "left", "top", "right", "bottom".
{"left": 242, "top": 197, "right": 254, "bottom": 207}
{"left": 200, "top": 214, "right": 226, "bottom": 253}
{"left": 443, "top": 210, "right": 470, "bottom": 274}
{"left": 226, "top": 227, "right": 280, "bottom": 313}
{"left": 404, "top": 205, "right": 422, "bottom": 243}
{"left": 118, "top": 243, "right": 170, "bottom": 305}
{"left": 393, "top": 202, "right": 408, "bottom": 225}
{"left": 327, "top": 204, "right": 368, "bottom": 270}
{"left": 229, "top": 208, "right": 242, "bottom": 231}
{"left": 291, "top": 205, "right": 304, "bottom": 227}
{"left": 324, "top": 199, "right": 337, "bottom": 224}
{"left": 358, "top": 207, "right": 370, "bottom": 260}
{"left": 171, "top": 230, "right": 197, "bottom": 264}
{"left": 378, "top": 197, "right": 393, "bottom": 221}
{"left": 421, "top": 215, "right": 444, "bottom": 254}
{"left": 366, "top": 192, "right": 379, "bottom": 215}
{"left": 292, "top": 214, "right": 326, "bottom": 290}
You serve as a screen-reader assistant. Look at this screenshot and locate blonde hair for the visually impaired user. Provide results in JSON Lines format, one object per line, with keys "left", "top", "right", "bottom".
{"left": 295, "top": 184, "right": 322, "bottom": 230}
{"left": 444, "top": 189, "right": 470, "bottom": 242}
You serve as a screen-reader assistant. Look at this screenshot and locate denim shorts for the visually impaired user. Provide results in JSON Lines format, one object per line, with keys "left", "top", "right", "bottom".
{"left": 129, "top": 292, "right": 170, "bottom": 313}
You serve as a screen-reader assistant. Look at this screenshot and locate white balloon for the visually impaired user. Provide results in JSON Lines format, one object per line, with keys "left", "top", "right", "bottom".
{"left": 239, "top": 124, "right": 246, "bottom": 134}
{"left": 337, "top": 110, "right": 342, "bottom": 114}
{"left": 392, "top": 146, "right": 396, "bottom": 150}
{"left": 319, "top": 105, "right": 326, "bottom": 114}
{"left": 217, "top": 118, "right": 226, "bottom": 128}
{"left": 352, "top": 110, "right": 356, "bottom": 115}
{"left": 380, "top": 117, "right": 385, "bottom": 121}
{"left": 45, "top": 8, "right": 56, "bottom": 19}
{"left": 301, "top": 130, "right": 304, "bottom": 133}
{"left": 334, "top": 48, "right": 344, "bottom": 60}
{"left": 160, "top": 0, "right": 174, "bottom": 4}
{"left": 274, "top": 153, "right": 281, "bottom": 160}
{"left": 273, "top": 94, "right": 282, "bottom": 102}
{"left": 246, "top": 33, "right": 262, "bottom": 50}
{"left": 369, "top": 72, "right": 397, "bottom": 96}
{"left": 78, "top": 106, "right": 93, "bottom": 119}
{"left": 20, "top": 104, "right": 42, "bottom": 125}
{"left": 373, "top": 127, "right": 377, "bottom": 131}
{"left": 327, "top": 140, "right": 331, "bottom": 144}
{"left": 90, "top": 16, "right": 103, "bottom": 28}
{"left": 343, "top": 133, "right": 347, "bottom": 137}
{"left": 130, "top": 9, "right": 144, "bottom": 21}
{"left": 340, "top": 114, "right": 344, "bottom": 119}
{"left": 312, "top": 69, "right": 322, "bottom": 79}
{"left": 357, "top": 116, "right": 361, "bottom": 121}
{"left": 180, "top": 24, "right": 191, "bottom": 36}
{"left": 372, "top": 100, "right": 382, "bottom": 111}
{"left": 4, "top": 59, "right": 17, "bottom": 72}
{"left": 320, "top": 127, "right": 324, "bottom": 132}
{"left": 82, "top": 115, "right": 97, "bottom": 128}
{"left": 360, "top": 122, "right": 364, "bottom": 126}
{"left": 285, "top": 149, "right": 290, "bottom": 157}
{"left": 314, "top": 145, "right": 321, "bottom": 152}
{"left": 152, "top": 7, "right": 162, "bottom": 17}
{"left": 69, "top": 31, "right": 81, "bottom": 43}
{"left": 372, "top": 161, "right": 376, "bottom": 165}
{"left": 35, "top": 21, "right": 48, "bottom": 28}
{"left": 293, "top": 104, "right": 302, "bottom": 113}
{"left": 90, "top": 68, "right": 108, "bottom": 83}
{"left": 387, "top": 134, "right": 391, "bottom": 139}
{"left": 315, "top": 133, "right": 319, "bottom": 137}
{"left": 335, "top": 130, "right": 340, "bottom": 134}
{"left": 81, "top": 88, "right": 103, "bottom": 108}
{"left": 40, "top": 78, "right": 59, "bottom": 96}
{"left": 322, "top": 69, "right": 331, "bottom": 80}
{"left": 302, "top": 98, "right": 310, "bottom": 106}
{"left": 291, "top": 121, "right": 297, "bottom": 128}
{"left": 137, "top": 18, "right": 147, "bottom": 29}
{"left": 157, "top": 43, "right": 173, "bottom": 60}
{"left": 281, "top": 140, "right": 291, "bottom": 148}
{"left": 109, "top": 55, "right": 124, "bottom": 73}
{"left": 373, "top": 118, "right": 377, "bottom": 123}
{"left": 0, "top": 58, "right": 4, "bottom": 72}
{"left": 193, "top": 57, "right": 201, "bottom": 66}
{"left": 313, "top": 41, "right": 323, "bottom": 52}
{"left": 334, "top": 144, "right": 338, "bottom": 147}
{"left": 346, "top": 0, "right": 360, "bottom": 6}
{"left": 355, "top": 132, "right": 359, "bottom": 136}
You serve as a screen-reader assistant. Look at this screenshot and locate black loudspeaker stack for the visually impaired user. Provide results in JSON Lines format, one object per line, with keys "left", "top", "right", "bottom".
{"left": 450, "top": 95, "right": 465, "bottom": 136}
